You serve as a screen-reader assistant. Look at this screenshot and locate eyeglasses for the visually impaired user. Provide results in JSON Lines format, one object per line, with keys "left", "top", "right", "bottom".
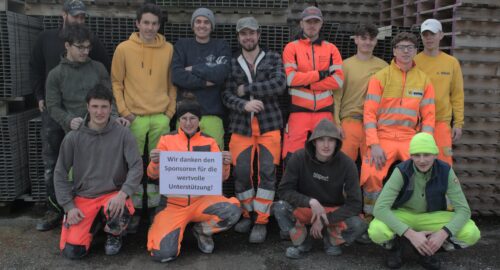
{"left": 71, "top": 44, "right": 92, "bottom": 52}
{"left": 395, "top": 45, "right": 416, "bottom": 51}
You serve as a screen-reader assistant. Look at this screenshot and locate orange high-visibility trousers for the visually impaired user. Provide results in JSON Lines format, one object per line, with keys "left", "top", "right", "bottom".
{"left": 340, "top": 118, "right": 367, "bottom": 161}
{"left": 229, "top": 118, "right": 281, "bottom": 224}
{"left": 360, "top": 138, "right": 411, "bottom": 215}
{"left": 282, "top": 112, "right": 334, "bottom": 162}
{"left": 148, "top": 196, "right": 240, "bottom": 260}
{"left": 434, "top": 121, "right": 453, "bottom": 165}
{"left": 59, "top": 191, "right": 135, "bottom": 251}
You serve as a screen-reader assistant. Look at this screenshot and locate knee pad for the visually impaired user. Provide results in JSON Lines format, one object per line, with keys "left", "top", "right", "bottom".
{"left": 342, "top": 216, "right": 368, "bottom": 244}
{"left": 203, "top": 202, "right": 241, "bottom": 228}
{"left": 271, "top": 201, "right": 295, "bottom": 232}
{"left": 151, "top": 228, "right": 180, "bottom": 261}
{"left": 62, "top": 243, "right": 87, "bottom": 260}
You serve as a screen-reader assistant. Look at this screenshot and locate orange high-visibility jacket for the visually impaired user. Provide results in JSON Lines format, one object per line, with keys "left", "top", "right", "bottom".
{"left": 364, "top": 60, "right": 435, "bottom": 146}
{"left": 283, "top": 37, "right": 344, "bottom": 112}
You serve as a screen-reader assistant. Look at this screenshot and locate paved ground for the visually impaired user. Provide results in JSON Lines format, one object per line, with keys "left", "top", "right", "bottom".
{"left": 0, "top": 202, "right": 499, "bottom": 270}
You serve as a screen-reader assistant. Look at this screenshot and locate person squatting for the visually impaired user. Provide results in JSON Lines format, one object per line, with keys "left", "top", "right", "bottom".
{"left": 32, "top": 1, "right": 479, "bottom": 269}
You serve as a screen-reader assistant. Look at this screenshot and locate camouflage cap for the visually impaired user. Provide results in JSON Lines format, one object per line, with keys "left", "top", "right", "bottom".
{"left": 63, "top": 0, "right": 86, "bottom": 16}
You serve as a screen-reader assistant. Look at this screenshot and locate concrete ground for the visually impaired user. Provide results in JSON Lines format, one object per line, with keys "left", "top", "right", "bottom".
{"left": 0, "top": 202, "right": 499, "bottom": 270}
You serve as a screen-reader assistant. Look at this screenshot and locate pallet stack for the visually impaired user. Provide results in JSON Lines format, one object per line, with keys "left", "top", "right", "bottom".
{"left": 28, "top": 117, "right": 45, "bottom": 202}
{"left": 0, "top": 8, "right": 41, "bottom": 202}
{"left": 380, "top": 0, "right": 500, "bottom": 215}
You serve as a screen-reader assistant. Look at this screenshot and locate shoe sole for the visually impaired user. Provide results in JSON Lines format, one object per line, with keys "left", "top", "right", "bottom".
{"left": 192, "top": 228, "right": 214, "bottom": 254}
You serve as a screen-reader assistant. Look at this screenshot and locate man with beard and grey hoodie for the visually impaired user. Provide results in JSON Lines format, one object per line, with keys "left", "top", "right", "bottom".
{"left": 272, "top": 119, "right": 367, "bottom": 259}
{"left": 54, "top": 85, "right": 142, "bottom": 259}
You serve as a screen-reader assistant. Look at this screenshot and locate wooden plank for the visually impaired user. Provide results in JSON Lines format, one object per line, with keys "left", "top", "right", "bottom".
{"left": 453, "top": 35, "right": 500, "bottom": 49}
{"left": 463, "top": 76, "right": 500, "bottom": 90}
{"left": 453, "top": 48, "right": 500, "bottom": 63}
{"left": 461, "top": 62, "right": 500, "bottom": 78}
{"left": 25, "top": 3, "right": 135, "bottom": 17}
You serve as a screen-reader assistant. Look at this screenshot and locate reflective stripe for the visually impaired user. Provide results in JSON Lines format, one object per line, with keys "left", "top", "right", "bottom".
{"left": 421, "top": 125, "right": 434, "bottom": 133}
{"left": 378, "top": 119, "right": 415, "bottom": 127}
{"left": 284, "top": 63, "right": 298, "bottom": 69}
{"left": 366, "top": 94, "right": 381, "bottom": 103}
{"left": 241, "top": 202, "right": 254, "bottom": 212}
{"left": 332, "top": 74, "right": 344, "bottom": 88}
{"left": 290, "top": 88, "right": 332, "bottom": 101}
{"left": 253, "top": 200, "right": 271, "bottom": 214}
{"left": 377, "top": 108, "right": 417, "bottom": 117}
{"left": 365, "top": 122, "right": 377, "bottom": 129}
{"left": 328, "top": 64, "right": 342, "bottom": 73}
{"left": 420, "top": 98, "right": 435, "bottom": 106}
{"left": 287, "top": 71, "right": 296, "bottom": 86}
{"left": 256, "top": 188, "right": 275, "bottom": 201}
{"left": 236, "top": 189, "right": 255, "bottom": 201}
{"left": 167, "top": 194, "right": 189, "bottom": 198}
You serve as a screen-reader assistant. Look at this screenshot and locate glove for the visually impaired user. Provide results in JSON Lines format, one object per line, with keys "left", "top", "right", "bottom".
{"left": 318, "top": 70, "right": 330, "bottom": 80}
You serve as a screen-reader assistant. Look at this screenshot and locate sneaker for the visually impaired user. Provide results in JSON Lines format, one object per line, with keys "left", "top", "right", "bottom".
{"left": 234, "top": 218, "right": 252, "bottom": 233}
{"left": 285, "top": 236, "right": 312, "bottom": 259}
{"left": 104, "top": 234, "right": 122, "bottom": 255}
{"left": 192, "top": 225, "right": 214, "bottom": 254}
{"left": 355, "top": 232, "right": 372, "bottom": 244}
{"left": 249, "top": 224, "right": 267, "bottom": 243}
{"left": 323, "top": 230, "right": 342, "bottom": 256}
{"left": 36, "top": 210, "right": 62, "bottom": 231}
{"left": 386, "top": 237, "right": 403, "bottom": 269}
{"left": 417, "top": 254, "right": 441, "bottom": 270}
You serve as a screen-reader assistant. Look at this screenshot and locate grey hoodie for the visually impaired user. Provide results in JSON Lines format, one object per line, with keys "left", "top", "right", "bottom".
{"left": 54, "top": 117, "right": 143, "bottom": 212}
{"left": 278, "top": 119, "right": 362, "bottom": 223}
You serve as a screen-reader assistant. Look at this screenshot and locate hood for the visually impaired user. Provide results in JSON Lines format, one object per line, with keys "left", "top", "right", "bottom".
{"left": 79, "top": 115, "right": 118, "bottom": 136}
{"left": 305, "top": 119, "right": 343, "bottom": 161}
{"left": 128, "top": 32, "right": 166, "bottom": 76}
{"left": 60, "top": 54, "right": 92, "bottom": 68}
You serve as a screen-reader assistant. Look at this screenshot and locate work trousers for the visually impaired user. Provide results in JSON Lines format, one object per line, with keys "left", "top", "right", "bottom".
{"left": 434, "top": 121, "right": 453, "bottom": 166}
{"left": 340, "top": 118, "right": 367, "bottom": 162}
{"left": 148, "top": 196, "right": 241, "bottom": 261}
{"left": 272, "top": 200, "right": 367, "bottom": 246}
{"left": 229, "top": 118, "right": 280, "bottom": 224}
{"left": 360, "top": 138, "right": 411, "bottom": 215}
{"left": 60, "top": 192, "right": 134, "bottom": 255}
{"left": 282, "top": 112, "right": 334, "bottom": 164}
{"left": 368, "top": 209, "right": 480, "bottom": 250}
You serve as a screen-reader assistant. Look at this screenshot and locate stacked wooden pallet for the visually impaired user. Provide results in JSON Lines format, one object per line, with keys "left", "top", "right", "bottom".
{"left": 380, "top": 0, "right": 500, "bottom": 215}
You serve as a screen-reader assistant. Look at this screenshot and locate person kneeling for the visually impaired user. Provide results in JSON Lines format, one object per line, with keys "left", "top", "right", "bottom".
{"left": 54, "top": 85, "right": 143, "bottom": 259}
{"left": 146, "top": 94, "right": 241, "bottom": 262}
{"left": 272, "top": 119, "right": 367, "bottom": 259}
{"left": 368, "top": 133, "right": 481, "bottom": 269}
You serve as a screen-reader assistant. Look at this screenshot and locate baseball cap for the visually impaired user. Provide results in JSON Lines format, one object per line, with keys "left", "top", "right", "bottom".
{"left": 236, "top": 17, "right": 259, "bottom": 32}
{"left": 421, "top": 19, "right": 442, "bottom": 33}
{"left": 301, "top": 6, "right": 323, "bottom": 22}
{"left": 63, "top": 0, "right": 86, "bottom": 16}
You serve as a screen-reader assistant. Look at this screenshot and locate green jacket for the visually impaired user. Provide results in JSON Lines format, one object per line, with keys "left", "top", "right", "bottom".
{"left": 373, "top": 164, "right": 471, "bottom": 236}
{"left": 45, "top": 57, "right": 112, "bottom": 132}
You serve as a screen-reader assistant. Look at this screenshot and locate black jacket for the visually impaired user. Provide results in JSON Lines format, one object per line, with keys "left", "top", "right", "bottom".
{"left": 278, "top": 119, "right": 362, "bottom": 223}
{"left": 29, "top": 28, "right": 110, "bottom": 102}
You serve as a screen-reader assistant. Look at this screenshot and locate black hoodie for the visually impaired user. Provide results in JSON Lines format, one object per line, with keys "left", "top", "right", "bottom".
{"left": 277, "top": 119, "right": 362, "bottom": 224}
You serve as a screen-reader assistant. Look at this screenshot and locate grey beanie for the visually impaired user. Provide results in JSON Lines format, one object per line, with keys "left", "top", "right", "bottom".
{"left": 191, "top": 8, "right": 215, "bottom": 30}
{"left": 308, "top": 119, "right": 342, "bottom": 142}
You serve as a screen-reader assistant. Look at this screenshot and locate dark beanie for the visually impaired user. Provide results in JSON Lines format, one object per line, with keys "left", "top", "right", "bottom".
{"left": 177, "top": 94, "right": 202, "bottom": 120}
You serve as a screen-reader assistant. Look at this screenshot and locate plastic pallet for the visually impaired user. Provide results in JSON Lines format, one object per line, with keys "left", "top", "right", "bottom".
{"left": 28, "top": 117, "right": 45, "bottom": 202}
{"left": 155, "top": 0, "right": 288, "bottom": 8}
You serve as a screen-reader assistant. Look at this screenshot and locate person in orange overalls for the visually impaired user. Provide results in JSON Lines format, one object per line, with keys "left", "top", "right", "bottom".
{"left": 361, "top": 32, "right": 435, "bottom": 216}
{"left": 282, "top": 6, "right": 344, "bottom": 166}
{"left": 146, "top": 94, "right": 241, "bottom": 263}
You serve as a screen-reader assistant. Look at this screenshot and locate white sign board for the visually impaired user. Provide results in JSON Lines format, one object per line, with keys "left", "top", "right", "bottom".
{"left": 159, "top": 151, "right": 222, "bottom": 195}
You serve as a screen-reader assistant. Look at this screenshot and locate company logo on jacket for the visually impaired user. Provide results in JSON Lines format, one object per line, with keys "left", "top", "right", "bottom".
{"left": 313, "top": 172, "right": 329, "bottom": 182}
{"left": 407, "top": 89, "right": 423, "bottom": 97}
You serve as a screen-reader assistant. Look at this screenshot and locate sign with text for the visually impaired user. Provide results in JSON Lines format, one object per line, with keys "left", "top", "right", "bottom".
{"left": 159, "top": 151, "right": 222, "bottom": 195}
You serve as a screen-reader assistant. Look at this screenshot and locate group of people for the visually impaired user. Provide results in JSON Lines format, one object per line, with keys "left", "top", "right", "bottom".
{"left": 30, "top": 0, "right": 480, "bottom": 269}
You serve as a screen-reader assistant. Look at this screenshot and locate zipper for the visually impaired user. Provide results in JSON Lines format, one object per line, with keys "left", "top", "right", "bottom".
{"left": 187, "top": 135, "right": 191, "bottom": 206}
{"left": 401, "top": 70, "right": 407, "bottom": 106}
{"left": 312, "top": 43, "right": 317, "bottom": 110}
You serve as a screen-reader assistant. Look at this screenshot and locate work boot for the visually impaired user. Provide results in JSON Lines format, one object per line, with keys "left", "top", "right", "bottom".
{"left": 249, "top": 224, "right": 267, "bottom": 243}
{"left": 104, "top": 234, "right": 122, "bottom": 255}
{"left": 322, "top": 229, "right": 342, "bottom": 256}
{"left": 192, "top": 225, "right": 214, "bottom": 254}
{"left": 417, "top": 254, "right": 441, "bottom": 270}
{"left": 285, "top": 236, "right": 313, "bottom": 259}
{"left": 36, "top": 209, "right": 62, "bottom": 231}
{"left": 355, "top": 232, "right": 372, "bottom": 244}
{"left": 386, "top": 237, "right": 403, "bottom": 269}
{"left": 234, "top": 218, "right": 252, "bottom": 233}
